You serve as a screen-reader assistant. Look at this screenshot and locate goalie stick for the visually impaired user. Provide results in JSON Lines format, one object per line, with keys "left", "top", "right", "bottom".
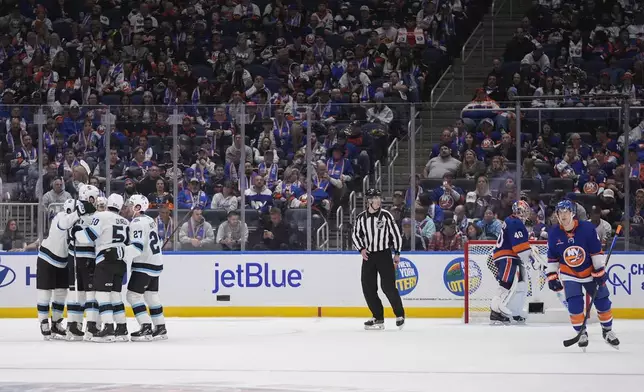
{"left": 562, "top": 225, "right": 622, "bottom": 348}
{"left": 529, "top": 246, "right": 568, "bottom": 309}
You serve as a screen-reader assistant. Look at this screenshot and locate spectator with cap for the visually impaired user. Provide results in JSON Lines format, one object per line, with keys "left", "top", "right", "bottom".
{"left": 427, "top": 219, "right": 463, "bottom": 251}
{"left": 388, "top": 190, "right": 408, "bottom": 226}
{"left": 401, "top": 218, "right": 425, "bottom": 251}
{"left": 598, "top": 189, "right": 623, "bottom": 226}
{"left": 590, "top": 205, "right": 613, "bottom": 246}
{"left": 178, "top": 177, "right": 209, "bottom": 210}
{"left": 179, "top": 206, "right": 215, "bottom": 250}
{"left": 211, "top": 181, "right": 239, "bottom": 212}
{"left": 216, "top": 211, "right": 249, "bottom": 251}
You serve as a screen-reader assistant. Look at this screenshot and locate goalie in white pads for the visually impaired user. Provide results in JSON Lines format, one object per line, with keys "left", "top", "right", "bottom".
{"left": 123, "top": 195, "right": 167, "bottom": 341}
{"left": 489, "top": 200, "right": 537, "bottom": 324}
{"left": 36, "top": 199, "right": 80, "bottom": 340}
{"left": 83, "top": 194, "right": 130, "bottom": 342}
{"left": 67, "top": 185, "right": 100, "bottom": 341}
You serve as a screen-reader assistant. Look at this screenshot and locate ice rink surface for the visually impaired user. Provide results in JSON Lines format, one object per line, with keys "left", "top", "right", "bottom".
{"left": 0, "top": 318, "right": 643, "bottom": 392}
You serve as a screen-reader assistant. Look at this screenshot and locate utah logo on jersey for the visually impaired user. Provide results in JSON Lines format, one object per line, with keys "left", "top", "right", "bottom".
{"left": 562, "top": 245, "right": 586, "bottom": 268}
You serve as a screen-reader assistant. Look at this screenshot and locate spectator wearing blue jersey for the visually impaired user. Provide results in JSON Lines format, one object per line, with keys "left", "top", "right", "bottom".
{"left": 432, "top": 172, "right": 464, "bottom": 212}
{"left": 177, "top": 178, "right": 209, "bottom": 210}
{"left": 245, "top": 175, "right": 273, "bottom": 214}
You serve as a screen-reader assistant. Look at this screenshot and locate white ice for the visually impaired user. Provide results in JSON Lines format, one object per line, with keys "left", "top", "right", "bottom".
{"left": 0, "top": 318, "right": 643, "bottom": 392}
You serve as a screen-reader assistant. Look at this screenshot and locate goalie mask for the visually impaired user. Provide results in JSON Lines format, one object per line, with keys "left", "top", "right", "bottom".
{"left": 512, "top": 200, "right": 531, "bottom": 221}
{"left": 555, "top": 199, "right": 576, "bottom": 229}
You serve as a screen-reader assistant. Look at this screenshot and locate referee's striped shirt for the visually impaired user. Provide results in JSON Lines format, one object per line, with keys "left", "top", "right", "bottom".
{"left": 352, "top": 208, "right": 403, "bottom": 253}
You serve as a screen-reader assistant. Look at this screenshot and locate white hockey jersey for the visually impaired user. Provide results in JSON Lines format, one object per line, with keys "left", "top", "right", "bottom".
{"left": 38, "top": 211, "right": 79, "bottom": 268}
{"left": 69, "top": 214, "right": 96, "bottom": 260}
{"left": 123, "top": 215, "right": 163, "bottom": 277}
{"left": 84, "top": 211, "right": 130, "bottom": 263}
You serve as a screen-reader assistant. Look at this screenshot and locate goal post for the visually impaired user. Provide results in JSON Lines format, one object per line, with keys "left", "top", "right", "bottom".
{"left": 464, "top": 240, "right": 588, "bottom": 324}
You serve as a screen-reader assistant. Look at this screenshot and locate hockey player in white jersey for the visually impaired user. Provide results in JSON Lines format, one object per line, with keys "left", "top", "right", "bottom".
{"left": 83, "top": 193, "right": 130, "bottom": 342}
{"left": 67, "top": 184, "right": 100, "bottom": 341}
{"left": 36, "top": 199, "right": 81, "bottom": 340}
{"left": 124, "top": 195, "right": 168, "bottom": 341}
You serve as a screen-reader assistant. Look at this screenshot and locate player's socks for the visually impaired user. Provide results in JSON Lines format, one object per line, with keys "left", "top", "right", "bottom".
{"left": 490, "top": 310, "right": 511, "bottom": 325}
{"left": 396, "top": 316, "right": 405, "bottom": 329}
{"left": 40, "top": 319, "right": 52, "bottom": 340}
{"left": 114, "top": 323, "right": 129, "bottom": 342}
{"left": 131, "top": 323, "right": 154, "bottom": 342}
{"left": 578, "top": 331, "right": 589, "bottom": 351}
{"left": 364, "top": 318, "right": 384, "bottom": 330}
{"left": 66, "top": 322, "right": 84, "bottom": 341}
{"left": 152, "top": 324, "right": 168, "bottom": 340}
{"left": 37, "top": 289, "right": 52, "bottom": 324}
{"left": 602, "top": 328, "right": 620, "bottom": 349}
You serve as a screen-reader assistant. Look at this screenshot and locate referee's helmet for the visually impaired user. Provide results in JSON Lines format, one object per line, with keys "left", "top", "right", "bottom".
{"left": 366, "top": 188, "right": 382, "bottom": 198}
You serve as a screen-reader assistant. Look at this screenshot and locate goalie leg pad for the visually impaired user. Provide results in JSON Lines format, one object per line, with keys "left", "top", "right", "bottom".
{"left": 144, "top": 290, "right": 165, "bottom": 326}
{"left": 52, "top": 288, "right": 67, "bottom": 322}
{"left": 491, "top": 286, "right": 513, "bottom": 317}
{"left": 127, "top": 290, "right": 152, "bottom": 326}
{"left": 506, "top": 280, "right": 528, "bottom": 317}
{"left": 36, "top": 289, "right": 52, "bottom": 323}
{"left": 67, "top": 291, "right": 87, "bottom": 324}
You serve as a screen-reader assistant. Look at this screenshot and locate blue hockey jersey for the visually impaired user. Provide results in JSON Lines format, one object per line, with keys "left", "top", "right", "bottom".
{"left": 491, "top": 215, "right": 530, "bottom": 261}
{"left": 547, "top": 220, "right": 603, "bottom": 283}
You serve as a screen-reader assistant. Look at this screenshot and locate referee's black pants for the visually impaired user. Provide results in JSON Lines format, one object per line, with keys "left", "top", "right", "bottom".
{"left": 361, "top": 250, "right": 405, "bottom": 320}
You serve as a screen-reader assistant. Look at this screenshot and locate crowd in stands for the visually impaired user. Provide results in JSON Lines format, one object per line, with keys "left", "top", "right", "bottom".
{"left": 395, "top": 0, "right": 643, "bottom": 251}
{"left": 0, "top": 0, "right": 491, "bottom": 251}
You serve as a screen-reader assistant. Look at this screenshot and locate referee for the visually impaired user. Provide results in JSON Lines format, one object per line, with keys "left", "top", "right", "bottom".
{"left": 351, "top": 188, "right": 405, "bottom": 330}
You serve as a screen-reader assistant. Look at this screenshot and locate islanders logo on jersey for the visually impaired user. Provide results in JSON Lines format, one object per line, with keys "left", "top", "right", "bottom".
{"left": 583, "top": 181, "right": 599, "bottom": 194}
{"left": 439, "top": 193, "right": 455, "bottom": 210}
{"left": 395, "top": 258, "right": 418, "bottom": 296}
{"left": 443, "top": 257, "right": 482, "bottom": 297}
{"left": 562, "top": 246, "right": 587, "bottom": 268}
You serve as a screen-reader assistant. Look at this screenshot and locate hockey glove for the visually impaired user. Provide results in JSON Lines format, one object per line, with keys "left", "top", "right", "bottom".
{"left": 592, "top": 268, "right": 608, "bottom": 286}
{"left": 547, "top": 273, "right": 563, "bottom": 292}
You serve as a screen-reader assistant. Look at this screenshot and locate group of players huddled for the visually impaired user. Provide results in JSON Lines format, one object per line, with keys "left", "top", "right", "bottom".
{"left": 490, "top": 199, "right": 620, "bottom": 351}
{"left": 35, "top": 185, "right": 167, "bottom": 343}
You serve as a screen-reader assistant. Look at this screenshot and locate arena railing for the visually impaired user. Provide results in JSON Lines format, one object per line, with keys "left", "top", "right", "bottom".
{"left": 490, "top": 0, "right": 514, "bottom": 51}
{"left": 316, "top": 221, "right": 329, "bottom": 251}
{"left": 461, "top": 22, "right": 485, "bottom": 96}
{"left": 387, "top": 138, "right": 399, "bottom": 196}
{"left": 430, "top": 65, "right": 455, "bottom": 128}
{"left": 336, "top": 205, "right": 344, "bottom": 251}
{"left": 349, "top": 191, "right": 357, "bottom": 227}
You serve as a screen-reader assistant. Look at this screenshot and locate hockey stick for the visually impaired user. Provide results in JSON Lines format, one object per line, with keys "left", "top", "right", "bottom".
{"left": 161, "top": 207, "right": 196, "bottom": 248}
{"left": 530, "top": 247, "right": 568, "bottom": 309}
{"left": 562, "top": 225, "right": 622, "bottom": 348}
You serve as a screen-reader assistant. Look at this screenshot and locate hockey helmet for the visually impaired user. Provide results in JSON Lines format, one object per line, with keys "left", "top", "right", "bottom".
{"left": 96, "top": 196, "right": 107, "bottom": 211}
{"left": 107, "top": 193, "right": 125, "bottom": 211}
{"left": 512, "top": 200, "right": 531, "bottom": 221}
{"left": 365, "top": 188, "right": 382, "bottom": 198}
{"left": 555, "top": 199, "right": 576, "bottom": 227}
{"left": 79, "top": 184, "right": 100, "bottom": 205}
{"left": 129, "top": 194, "right": 150, "bottom": 213}
{"left": 63, "top": 199, "right": 76, "bottom": 214}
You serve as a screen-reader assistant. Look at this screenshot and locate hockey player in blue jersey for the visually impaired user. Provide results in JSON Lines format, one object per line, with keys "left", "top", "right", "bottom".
{"left": 547, "top": 200, "right": 619, "bottom": 350}
{"left": 489, "top": 200, "right": 535, "bottom": 324}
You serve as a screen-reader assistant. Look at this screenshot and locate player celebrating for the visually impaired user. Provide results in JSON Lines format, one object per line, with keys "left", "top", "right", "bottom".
{"left": 546, "top": 200, "right": 619, "bottom": 350}
{"left": 123, "top": 195, "right": 168, "bottom": 341}
{"left": 67, "top": 184, "right": 100, "bottom": 341}
{"left": 36, "top": 199, "right": 80, "bottom": 340}
{"left": 489, "top": 200, "right": 534, "bottom": 324}
{"left": 83, "top": 193, "right": 130, "bottom": 342}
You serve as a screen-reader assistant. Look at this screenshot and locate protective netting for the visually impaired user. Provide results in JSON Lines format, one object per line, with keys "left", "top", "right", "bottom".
{"left": 465, "top": 241, "right": 567, "bottom": 323}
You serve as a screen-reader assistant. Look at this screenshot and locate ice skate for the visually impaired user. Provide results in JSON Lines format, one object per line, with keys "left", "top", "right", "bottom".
{"left": 50, "top": 318, "right": 67, "bottom": 340}
{"left": 364, "top": 318, "right": 384, "bottom": 331}
{"left": 512, "top": 315, "right": 526, "bottom": 324}
{"left": 40, "top": 319, "right": 52, "bottom": 341}
{"left": 152, "top": 324, "right": 168, "bottom": 340}
{"left": 578, "top": 330, "right": 589, "bottom": 352}
{"left": 84, "top": 321, "right": 99, "bottom": 341}
{"left": 90, "top": 323, "right": 115, "bottom": 343}
{"left": 131, "top": 323, "right": 154, "bottom": 342}
{"left": 65, "top": 322, "right": 84, "bottom": 341}
{"left": 395, "top": 316, "right": 405, "bottom": 330}
{"left": 490, "top": 310, "right": 511, "bottom": 325}
{"left": 602, "top": 328, "right": 620, "bottom": 350}
{"left": 114, "top": 323, "right": 129, "bottom": 342}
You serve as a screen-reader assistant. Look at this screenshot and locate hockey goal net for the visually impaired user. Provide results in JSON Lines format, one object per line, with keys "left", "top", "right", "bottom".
{"left": 464, "top": 240, "right": 576, "bottom": 324}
